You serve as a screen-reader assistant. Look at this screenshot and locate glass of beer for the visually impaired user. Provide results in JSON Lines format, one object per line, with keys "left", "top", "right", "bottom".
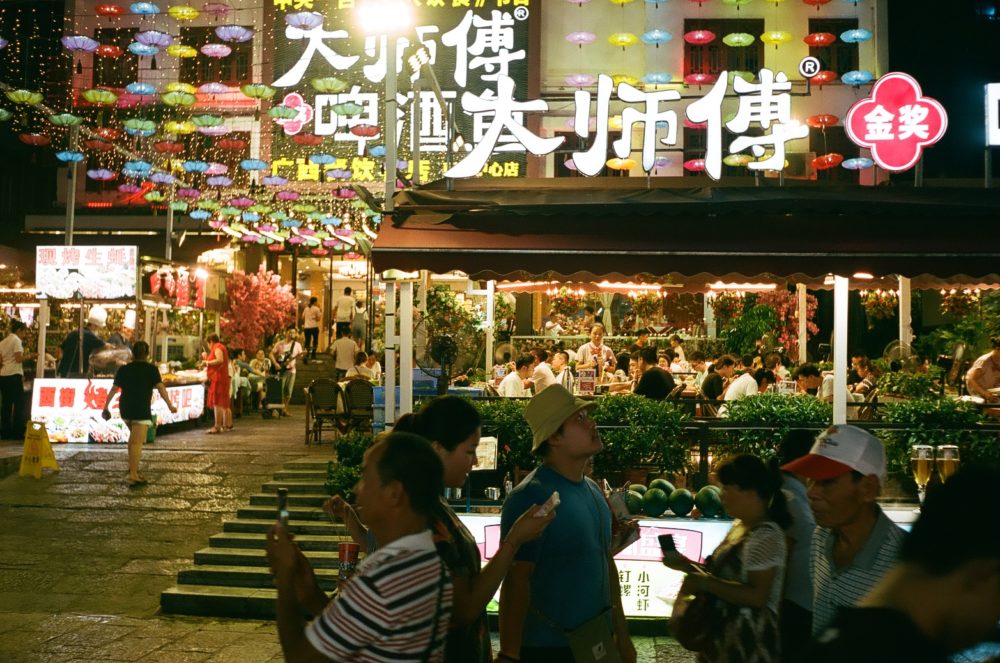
{"left": 935, "top": 445, "right": 960, "bottom": 484}
{"left": 910, "top": 444, "right": 934, "bottom": 508}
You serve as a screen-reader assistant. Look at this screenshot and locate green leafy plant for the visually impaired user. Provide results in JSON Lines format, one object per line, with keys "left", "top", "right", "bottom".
{"left": 724, "top": 299, "right": 779, "bottom": 356}
{"left": 324, "top": 431, "right": 374, "bottom": 502}
{"left": 881, "top": 398, "right": 997, "bottom": 476}
{"left": 590, "top": 395, "right": 690, "bottom": 478}
{"left": 722, "top": 394, "right": 832, "bottom": 459}
{"left": 877, "top": 371, "right": 938, "bottom": 399}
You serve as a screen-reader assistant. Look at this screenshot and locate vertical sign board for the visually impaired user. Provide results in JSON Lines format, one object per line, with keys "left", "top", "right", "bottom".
{"left": 987, "top": 83, "right": 1000, "bottom": 146}
{"left": 267, "top": 1, "right": 531, "bottom": 184}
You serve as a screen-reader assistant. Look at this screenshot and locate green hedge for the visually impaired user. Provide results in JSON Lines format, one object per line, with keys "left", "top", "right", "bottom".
{"left": 721, "top": 394, "right": 832, "bottom": 459}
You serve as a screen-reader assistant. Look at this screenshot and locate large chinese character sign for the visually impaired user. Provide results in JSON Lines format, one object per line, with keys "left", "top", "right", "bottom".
{"left": 845, "top": 73, "right": 948, "bottom": 172}
{"left": 269, "top": 2, "right": 531, "bottom": 183}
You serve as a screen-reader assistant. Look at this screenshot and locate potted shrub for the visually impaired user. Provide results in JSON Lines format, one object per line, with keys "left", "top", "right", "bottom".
{"left": 591, "top": 395, "right": 690, "bottom": 485}
{"left": 876, "top": 370, "right": 939, "bottom": 401}
{"left": 324, "top": 430, "right": 374, "bottom": 501}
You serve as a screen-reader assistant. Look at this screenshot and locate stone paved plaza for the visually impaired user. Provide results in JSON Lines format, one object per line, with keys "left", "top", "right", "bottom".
{"left": 0, "top": 409, "right": 694, "bottom": 662}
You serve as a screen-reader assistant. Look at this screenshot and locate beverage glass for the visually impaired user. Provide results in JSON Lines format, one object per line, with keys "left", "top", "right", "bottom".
{"left": 935, "top": 445, "right": 960, "bottom": 484}
{"left": 910, "top": 444, "right": 934, "bottom": 508}
{"left": 338, "top": 542, "right": 361, "bottom": 580}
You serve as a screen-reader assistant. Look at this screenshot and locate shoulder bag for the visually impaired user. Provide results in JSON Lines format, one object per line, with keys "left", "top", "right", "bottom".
{"left": 531, "top": 483, "right": 623, "bottom": 663}
{"left": 669, "top": 584, "right": 717, "bottom": 652}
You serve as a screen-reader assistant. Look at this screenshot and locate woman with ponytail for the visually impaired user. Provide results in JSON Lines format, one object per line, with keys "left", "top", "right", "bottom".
{"left": 667, "top": 454, "right": 789, "bottom": 662}
{"left": 375, "top": 397, "right": 554, "bottom": 663}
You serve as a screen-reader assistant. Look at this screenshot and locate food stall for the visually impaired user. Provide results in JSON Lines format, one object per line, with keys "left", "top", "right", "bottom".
{"left": 30, "top": 246, "right": 207, "bottom": 443}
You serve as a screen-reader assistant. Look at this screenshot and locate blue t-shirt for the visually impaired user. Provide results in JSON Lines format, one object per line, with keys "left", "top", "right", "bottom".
{"left": 500, "top": 463, "right": 613, "bottom": 648}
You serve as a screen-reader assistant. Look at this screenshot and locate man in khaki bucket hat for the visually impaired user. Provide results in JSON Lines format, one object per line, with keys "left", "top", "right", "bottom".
{"left": 496, "top": 385, "right": 636, "bottom": 663}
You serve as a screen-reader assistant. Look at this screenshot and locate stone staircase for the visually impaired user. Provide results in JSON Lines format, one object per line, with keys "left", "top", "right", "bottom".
{"left": 160, "top": 459, "right": 348, "bottom": 619}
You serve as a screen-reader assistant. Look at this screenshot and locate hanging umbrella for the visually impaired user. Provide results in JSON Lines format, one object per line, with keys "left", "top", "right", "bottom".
{"left": 49, "top": 113, "right": 82, "bottom": 127}
{"left": 150, "top": 172, "right": 175, "bottom": 184}
{"left": 205, "top": 162, "right": 228, "bottom": 175}
{"left": 62, "top": 35, "right": 100, "bottom": 52}
{"left": 198, "top": 82, "right": 229, "bottom": 94}
{"left": 206, "top": 175, "right": 232, "bottom": 186}
{"left": 168, "top": 5, "right": 199, "bottom": 19}
{"left": 56, "top": 150, "right": 86, "bottom": 162}
{"left": 182, "top": 160, "right": 210, "bottom": 172}
{"left": 216, "top": 25, "right": 253, "bottom": 43}
{"left": 126, "top": 82, "right": 157, "bottom": 95}
{"left": 164, "top": 120, "right": 195, "bottom": 134}
{"left": 284, "top": 11, "right": 323, "bottom": 29}
{"left": 200, "top": 43, "right": 231, "bottom": 58}
{"left": 135, "top": 30, "right": 173, "bottom": 47}
{"left": 153, "top": 140, "right": 183, "bottom": 153}
{"left": 6, "top": 89, "right": 43, "bottom": 105}
{"left": 87, "top": 168, "right": 117, "bottom": 180}
{"left": 165, "top": 44, "right": 197, "bottom": 58}
{"left": 262, "top": 175, "right": 287, "bottom": 186}
{"left": 201, "top": 2, "right": 231, "bottom": 19}
{"left": 308, "top": 154, "right": 335, "bottom": 165}
{"left": 118, "top": 183, "right": 142, "bottom": 193}
{"left": 130, "top": 2, "right": 160, "bottom": 14}
{"left": 240, "top": 83, "right": 275, "bottom": 99}
{"left": 240, "top": 159, "right": 268, "bottom": 171}
{"left": 310, "top": 77, "right": 348, "bottom": 93}
{"left": 161, "top": 90, "right": 196, "bottom": 106}
{"left": 191, "top": 113, "right": 224, "bottom": 127}
{"left": 217, "top": 137, "right": 247, "bottom": 150}
{"left": 81, "top": 88, "right": 118, "bottom": 105}
{"left": 19, "top": 133, "right": 51, "bottom": 146}
{"left": 128, "top": 42, "right": 158, "bottom": 56}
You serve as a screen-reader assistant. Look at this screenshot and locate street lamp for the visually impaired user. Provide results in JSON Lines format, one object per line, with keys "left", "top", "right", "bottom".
{"left": 357, "top": 1, "right": 414, "bottom": 214}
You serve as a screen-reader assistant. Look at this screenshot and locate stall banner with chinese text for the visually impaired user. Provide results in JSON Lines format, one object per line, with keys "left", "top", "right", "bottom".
{"left": 31, "top": 378, "right": 205, "bottom": 443}
{"left": 268, "top": 1, "right": 531, "bottom": 183}
{"left": 36, "top": 246, "right": 138, "bottom": 300}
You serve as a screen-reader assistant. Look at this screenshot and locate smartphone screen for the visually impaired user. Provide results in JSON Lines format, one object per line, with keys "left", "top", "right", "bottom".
{"left": 277, "top": 488, "right": 290, "bottom": 527}
{"left": 658, "top": 534, "right": 677, "bottom": 553}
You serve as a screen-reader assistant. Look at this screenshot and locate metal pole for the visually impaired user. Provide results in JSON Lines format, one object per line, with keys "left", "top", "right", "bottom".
{"left": 412, "top": 79, "right": 421, "bottom": 186}
{"left": 914, "top": 158, "right": 924, "bottom": 188}
{"left": 485, "top": 280, "right": 495, "bottom": 377}
{"left": 65, "top": 126, "right": 78, "bottom": 246}
{"left": 898, "top": 276, "right": 913, "bottom": 348}
{"left": 385, "top": 34, "right": 398, "bottom": 214}
{"left": 37, "top": 299, "right": 49, "bottom": 376}
{"left": 165, "top": 188, "right": 175, "bottom": 261}
{"left": 833, "top": 276, "right": 849, "bottom": 425}
{"left": 986, "top": 148, "right": 993, "bottom": 189}
{"left": 796, "top": 283, "right": 808, "bottom": 365}
{"left": 384, "top": 281, "right": 397, "bottom": 425}
{"left": 400, "top": 280, "right": 414, "bottom": 416}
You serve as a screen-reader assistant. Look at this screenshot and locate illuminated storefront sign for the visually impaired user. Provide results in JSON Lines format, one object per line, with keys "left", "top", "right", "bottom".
{"left": 845, "top": 72, "right": 948, "bottom": 172}
{"left": 986, "top": 83, "right": 1000, "bottom": 147}
{"left": 36, "top": 246, "right": 138, "bottom": 300}
{"left": 31, "top": 378, "right": 205, "bottom": 443}
{"left": 269, "top": 2, "right": 530, "bottom": 182}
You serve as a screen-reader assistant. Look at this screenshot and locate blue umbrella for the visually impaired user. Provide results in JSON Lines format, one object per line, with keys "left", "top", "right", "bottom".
{"left": 126, "top": 82, "right": 157, "bottom": 95}
{"left": 641, "top": 29, "right": 672, "bottom": 46}
{"left": 240, "top": 159, "right": 268, "bottom": 171}
{"left": 56, "top": 151, "right": 85, "bottom": 163}
{"left": 190, "top": 209, "right": 212, "bottom": 220}
{"left": 128, "top": 43, "right": 159, "bottom": 57}
{"left": 643, "top": 72, "right": 672, "bottom": 85}
{"left": 840, "top": 28, "right": 872, "bottom": 44}
{"left": 309, "top": 153, "right": 335, "bottom": 165}
{"left": 130, "top": 2, "right": 160, "bottom": 15}
{"left": 182, "top": 160, "right": 209, "bottom": 173}
{"left": 841, "top": 70, "right": 874, "bottom": 86}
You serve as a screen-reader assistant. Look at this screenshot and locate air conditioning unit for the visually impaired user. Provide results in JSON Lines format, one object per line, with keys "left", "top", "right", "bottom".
{"left": 764, "top": 152, "right": 816, "bottom": 181}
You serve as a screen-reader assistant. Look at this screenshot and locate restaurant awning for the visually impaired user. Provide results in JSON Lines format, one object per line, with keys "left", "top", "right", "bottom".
{"left": 373, "top": 180, "right": 1000, "bottom": 289}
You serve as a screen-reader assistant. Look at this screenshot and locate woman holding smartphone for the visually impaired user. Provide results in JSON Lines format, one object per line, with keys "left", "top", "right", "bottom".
{"left": 665, "top": 454, "right": 790, "bottom": 662}
{"left": 326, "top": 397, "right": 555, "bottom": 663}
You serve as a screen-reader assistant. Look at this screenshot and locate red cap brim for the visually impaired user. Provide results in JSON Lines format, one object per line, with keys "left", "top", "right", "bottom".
{"left": 781, "top": 454, "right": 854, "bottom": 480}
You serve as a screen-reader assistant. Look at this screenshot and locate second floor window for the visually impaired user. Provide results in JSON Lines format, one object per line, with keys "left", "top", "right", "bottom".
{"left": 684, "top": 19, "right": 765, "bottom": 78}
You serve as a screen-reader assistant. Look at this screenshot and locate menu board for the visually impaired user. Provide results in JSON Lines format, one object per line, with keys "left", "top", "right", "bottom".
{"left": 30, "top": 378, "right": 204, "bottom": 443}
{"left": 577, "top": 369, "right": 596, "bottom": 396}
{"left": 475, "top": 436, "right": 499, "bottom": 471}
{"left": 36, "top": 246, "right": 138, "bottom": 300}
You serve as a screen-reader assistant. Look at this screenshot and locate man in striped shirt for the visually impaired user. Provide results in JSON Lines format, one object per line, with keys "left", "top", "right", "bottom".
{"left": 782, "top": 424, "right": 905, "bottom": 635}
{"left": 266, "top": 432, "right": 453, "bottom": 662}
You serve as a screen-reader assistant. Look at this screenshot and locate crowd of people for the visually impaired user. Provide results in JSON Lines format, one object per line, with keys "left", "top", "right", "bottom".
{"left": 264, "top": 385, "right": 1000, "bottom": 663}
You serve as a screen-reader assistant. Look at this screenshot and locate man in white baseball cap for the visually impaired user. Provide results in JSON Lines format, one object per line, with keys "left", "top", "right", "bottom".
{"left": 781, "top": 425, "right": 905, "bottom": 636}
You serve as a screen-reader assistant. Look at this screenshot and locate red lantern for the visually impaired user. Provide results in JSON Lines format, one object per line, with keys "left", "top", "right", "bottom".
{"left": 95, "top": 4, "right": 125, "bottom": 17}
{"left": 683, "top": 118, "right": 708, "bottom": 130}
{"left": 84, "top": 138, "right": 114, "bottom": 151}
{"left": 95, "top": 127, "right": 122, "bottom": 140}
{"left": 806, "top": 114, "right": 839, "bottom": 128}
{"left": 291, "top": 133, "right": 323, "bottom": 146}
{"left": 267, "top": 243, "right": 284, "bottom": 252}
{"left": 217, "top": 137, "right": 247, "bottom": 150}
{"left": 810, "top": 70, "right": 838, "bottom": 86}
{"left": 803, "top": 0, "right": 832, "bottom": 6}
{"left": 803, "top": 32, "right": 836, "bottom": 47}
{"left": 812, "top": 153, "right": 843, "bottom": 170}
{"left": 350, "top": 123, "right": 381, "bottom": 138}
{"left": 153, "top": 140, "right": 183, "bottom": 153}
{"left": 95, "top": 44, "right": 124, "bottom": 58}
{"left": 19, "top": 133, "right": 51, "bottom": 146}
{"left": 683, "top": 158, "right": 706, "bottom": 172}
{"left": 683, "top": 30, "right": 716, "bottom": 45}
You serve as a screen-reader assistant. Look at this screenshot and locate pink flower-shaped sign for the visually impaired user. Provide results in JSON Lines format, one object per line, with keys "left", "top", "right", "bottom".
{"left": 275, "top": 92, "right": 313, "bottom": 136}
{"left": 845, "top": 72, "right": 947, "bottom": 172}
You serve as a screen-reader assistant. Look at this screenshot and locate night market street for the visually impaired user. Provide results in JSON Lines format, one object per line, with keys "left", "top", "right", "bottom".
{"left": 0, "top": 410, "right": 694, "bottom": 663}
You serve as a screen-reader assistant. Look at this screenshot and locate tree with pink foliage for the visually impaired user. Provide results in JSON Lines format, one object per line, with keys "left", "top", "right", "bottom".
{"left": 756, "top": 289, "right": 819, "bottom": 357}
{"left": 221, "top": 266, "right": 296, "bottom": 352}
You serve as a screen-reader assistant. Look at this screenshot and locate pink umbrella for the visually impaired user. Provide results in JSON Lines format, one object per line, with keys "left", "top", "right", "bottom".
{"left": 276, "top": 190, "right": 299, "bottom": 201}
{"left": 200, "top": 43, "right": 231, "bottom": 58}
{"left": 201, "top": 2, "right": 231, "bottom": 19}
{"left": 229, "top": 196, "right": 254, "bottom": 208}
{"left": 198, "top": 82, "right": 229, "bottom": 94}
{"left": 205, "top": 162, "right": 228, "bottom": 175}
{"left": 215, "top": 24, "right": 252, "bottom": 43}
{"left": 198, "top": 125, "right": 230, "bottom": 136}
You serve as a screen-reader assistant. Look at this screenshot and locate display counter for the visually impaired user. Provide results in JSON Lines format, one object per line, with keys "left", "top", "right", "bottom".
{"left": 30, "top": 376, "right": 206, "bottom": 443}
{"left": 458, "top": 509, "right": 915, "bottom": 619}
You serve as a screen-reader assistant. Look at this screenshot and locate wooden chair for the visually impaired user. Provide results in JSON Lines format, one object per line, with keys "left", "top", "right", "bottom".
{"left": 305, "top": 378, "right": 347, "bottom": 445}
{"left": 343, "top": 379, "right": 375, "bottom": 435}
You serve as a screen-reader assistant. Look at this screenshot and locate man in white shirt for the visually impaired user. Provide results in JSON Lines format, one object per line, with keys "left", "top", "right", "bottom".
{"left": 498, "top": 355, "right": 533, "bottom": 398}
{"left": 527, "top": 348, "right": 556, "bottom": 394}
{"left": 720, "top": 368, "right": 774, "bottom": 416}
{"left": 301, "top": 296, "right": 322, "bottom": 363}
{"left": 0, "top": 320, "right": 33, "bottom": 440}
{"left": 365, "top": 352, "right": 383, "bottom": 383}
{"left": 550, "top": 350, "right": 575, "bottom": 394}
{"left": 331, "top": 329, "right": 359, "bottom": 381}
{"left": 333, "top": 287, "right": 355, "bottom": 338}
{"left": 575, "top": 324, "right": 616, "bottom": 375}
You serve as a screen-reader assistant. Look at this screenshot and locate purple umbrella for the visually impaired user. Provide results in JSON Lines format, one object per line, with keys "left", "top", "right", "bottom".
{"left": 62, "top": 35, "right": 99, "bottom": 52}
{"left": 0, "top": 38, "right": 8, "bottom": 50}
{"left": 284, "top": 11, "right": 323, "bottom": 29}
{"left": 215, "top": 25, "right": 253, "bottom": 43}
{"left": 150, "top": 172, "right": 175, "bottom": 184}
{"left": 287, "top": 236, "right": 306, "bottom": 245}
{"left": 261, "top": 175, "right": 287, "bottom": 186}
{"left": 200, "top": 43, "right": 231, "bottom": 58}
{"left": 206, "top": 175, "right": 232, "bottom": 186}
{"left": 328, "top": 168, "right": 352, "bottom": 179}
{"left": 198, "top": 125, "right": 230, "bottom": 136}
{"left": 177, "top": 187, "right": 201, "bottom": 199}
{"left": 205, "top": 162, "right": 228, "bottom": 175}
{"left": 135, "top": 30, "right": 173, "bottom": 47}
{"left": 276, "top": 190, "right": 299, "bottom": 201}
{"left": 87, "top": 168, "right": 117, "bottom": 181}
{"left": 118, "top": 183, "right": 141, "bottom": 193}
{"left": 198, "top": 82, "right": 229, "bottom": 94}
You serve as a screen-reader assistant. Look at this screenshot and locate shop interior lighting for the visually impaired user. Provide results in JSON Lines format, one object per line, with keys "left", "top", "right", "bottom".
{"left": 853, "top": 272, "right": 874, "bottom": 280}
{"left": 498, "top": 280, "right": 559, "bottom": 289}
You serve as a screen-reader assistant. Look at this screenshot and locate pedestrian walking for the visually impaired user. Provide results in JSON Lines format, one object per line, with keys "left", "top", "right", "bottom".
{"left": 102, "top": 341, "right": 176, "bottom": 487}
{"left": 333, "top": 286, "right": 355, "bottom": 338}
{"left": 202, "top": 333, "right": 231, "bottom": 433}
{"left": 0, "top": 320, "right": 33, "bottom": 440}
{"left": 301, "top": 296, "right": 322, "bottom": 362}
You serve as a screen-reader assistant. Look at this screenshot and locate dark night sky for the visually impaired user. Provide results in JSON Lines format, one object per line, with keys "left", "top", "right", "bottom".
{"left": 888, "top": 0, "right": 1000, "bottom": 178}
